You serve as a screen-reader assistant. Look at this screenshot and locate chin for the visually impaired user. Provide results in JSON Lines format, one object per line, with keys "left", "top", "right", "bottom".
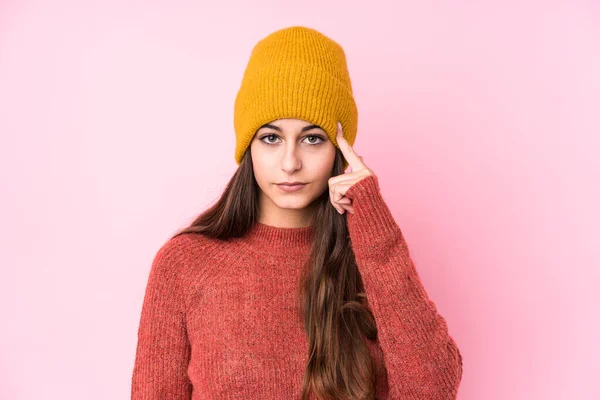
{"left": 275, "top": 200, "right": 310, "bottom": 210}
{"left": 272, "top": 195, "right": 312, "bottom": 209}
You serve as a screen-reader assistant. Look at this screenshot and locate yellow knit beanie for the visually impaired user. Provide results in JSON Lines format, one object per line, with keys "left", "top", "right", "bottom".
{"left": 233, "top": 26, "right": 357, "bottom": 170}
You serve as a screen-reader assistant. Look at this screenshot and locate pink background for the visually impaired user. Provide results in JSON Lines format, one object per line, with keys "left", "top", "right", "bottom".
{"left": 1, "top": 1, "right": 598, "bottom": 399}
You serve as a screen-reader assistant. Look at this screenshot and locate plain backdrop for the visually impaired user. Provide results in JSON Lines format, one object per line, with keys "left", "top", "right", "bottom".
{"left": 1, "top": 1, "right": 598, "bottom": 399}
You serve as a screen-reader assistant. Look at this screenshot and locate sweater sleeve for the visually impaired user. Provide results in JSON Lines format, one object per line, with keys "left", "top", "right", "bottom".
{"left": 131, "top": 237, "right": 193, "bottom": 399}
{"left": 344, "top": 174, "right": 463, "bottom": 400}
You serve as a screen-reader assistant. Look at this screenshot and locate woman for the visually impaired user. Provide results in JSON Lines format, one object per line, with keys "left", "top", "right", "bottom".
{"left": 131, "top": 26, "right": 463, "bottom": 400}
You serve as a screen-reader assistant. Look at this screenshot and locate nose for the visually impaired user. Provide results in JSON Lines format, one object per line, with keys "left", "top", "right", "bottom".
{"left": 280, "top": 142, "right": 301, "bottom": 173}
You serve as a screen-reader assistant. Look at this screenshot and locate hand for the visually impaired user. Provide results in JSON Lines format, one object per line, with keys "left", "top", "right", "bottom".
{"left": 328, "top": 121, "right": 374, "bottom": 215}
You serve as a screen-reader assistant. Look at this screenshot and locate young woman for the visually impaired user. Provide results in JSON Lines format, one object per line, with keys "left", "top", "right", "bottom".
{"left": 131, "top": 26, "right": 463, "bottom": 400}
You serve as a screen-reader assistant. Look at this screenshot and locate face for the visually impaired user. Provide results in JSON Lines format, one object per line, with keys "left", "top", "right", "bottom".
{"left": 250, "top": 118, "right": 336, "bottom": 227}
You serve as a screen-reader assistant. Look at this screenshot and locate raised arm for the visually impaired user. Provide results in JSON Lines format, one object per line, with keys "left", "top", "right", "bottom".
{"left": 131, "top": 238, "right": 193, "bottom": 399}
{"left": 345, "top": 174, "right": 463, "bottom": 399}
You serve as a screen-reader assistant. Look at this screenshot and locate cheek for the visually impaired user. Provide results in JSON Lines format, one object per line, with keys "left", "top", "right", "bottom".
{"left": 312, "top": 151, "right": 336, "bottom": 178}
{"left": 252, "top": 162, "right": 269, "bottom": 188}
{"left": 250, "top": 148, "right": 275, "bottom": 188}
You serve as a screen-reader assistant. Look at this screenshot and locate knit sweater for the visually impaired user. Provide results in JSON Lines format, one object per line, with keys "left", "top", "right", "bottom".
{"left": 131, "top": 174, "right": 463, "bottom": 399}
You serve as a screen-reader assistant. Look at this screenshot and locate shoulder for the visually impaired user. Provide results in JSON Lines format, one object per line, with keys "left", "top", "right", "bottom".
{"left": 151, "top": 231, "right": 229, "bottom": 280}
{"left": 153, "top": 231, "right": 220, "bottom": 262}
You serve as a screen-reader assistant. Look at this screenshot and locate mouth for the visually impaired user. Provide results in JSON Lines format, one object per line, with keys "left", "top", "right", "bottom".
{"left": 276, "top": 183, "right": 307, "bottom": 192}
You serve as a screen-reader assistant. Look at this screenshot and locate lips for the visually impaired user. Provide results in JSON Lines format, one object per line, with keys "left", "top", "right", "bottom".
{"left": 277, "top": 183, "right": 306, "bottom": 192}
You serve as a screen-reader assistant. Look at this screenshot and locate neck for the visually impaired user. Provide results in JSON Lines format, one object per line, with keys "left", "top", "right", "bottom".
{"left": 242, "top": 220, "right": 315, "bottom": 256}
{"left": 257, "top": 191, "right": 319, "bottom": 229}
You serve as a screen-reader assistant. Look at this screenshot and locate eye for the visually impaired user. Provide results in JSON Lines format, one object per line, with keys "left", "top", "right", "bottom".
{"left": 259, "top": 133, "right": 325, "bottom": 145}
{"left": 303, "top": 135, "right": 325, "bottom": 145}
{"left": 260, "top": 134, "right": 280, "bottom": 144}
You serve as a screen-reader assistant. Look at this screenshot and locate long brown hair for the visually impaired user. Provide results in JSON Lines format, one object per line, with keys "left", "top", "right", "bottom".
{"left": 172, "top": 145, "right": 379, "bottom": 400}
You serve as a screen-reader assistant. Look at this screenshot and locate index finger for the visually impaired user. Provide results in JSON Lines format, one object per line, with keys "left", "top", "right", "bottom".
{"left": 336, "top": 122, "right": 365, "bottom": 171}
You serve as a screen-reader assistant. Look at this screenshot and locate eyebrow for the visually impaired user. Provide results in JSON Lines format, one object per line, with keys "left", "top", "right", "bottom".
{"left": 259, "top": 123, "right": 323, "bottom": 133}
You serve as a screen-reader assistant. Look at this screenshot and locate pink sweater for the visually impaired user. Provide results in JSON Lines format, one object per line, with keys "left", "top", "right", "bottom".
{"left": 131, "top": 174, "right": 463, "bottom": 399}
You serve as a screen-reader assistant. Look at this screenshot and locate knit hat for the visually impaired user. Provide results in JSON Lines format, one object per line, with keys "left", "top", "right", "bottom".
{"left": 233, "top": 26, "right": 358, "bottom": 170}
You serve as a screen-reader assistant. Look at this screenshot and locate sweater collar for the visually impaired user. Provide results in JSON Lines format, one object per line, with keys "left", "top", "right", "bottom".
{"left": 243, "top": 221, "right": 314, "bottom": 256}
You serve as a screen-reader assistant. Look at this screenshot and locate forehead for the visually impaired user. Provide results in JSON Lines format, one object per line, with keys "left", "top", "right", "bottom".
{"left": 259, "top": 118, "right": 324, "bottom": 132}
